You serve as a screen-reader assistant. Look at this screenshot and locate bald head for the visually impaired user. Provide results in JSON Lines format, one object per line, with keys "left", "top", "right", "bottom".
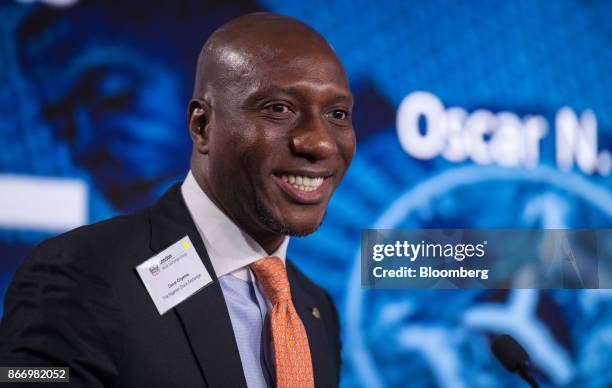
{"left": 192, "top": 13, "right": 344, "bottom": 100}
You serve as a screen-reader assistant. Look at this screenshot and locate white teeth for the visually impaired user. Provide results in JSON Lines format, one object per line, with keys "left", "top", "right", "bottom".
{"left": 278, "top": 174, "right": 325, "bottom": 192}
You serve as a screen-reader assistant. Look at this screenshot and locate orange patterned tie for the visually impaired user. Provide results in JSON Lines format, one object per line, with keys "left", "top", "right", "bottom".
{"left": 250, "top": 257, "right": 315, "bottom": 388}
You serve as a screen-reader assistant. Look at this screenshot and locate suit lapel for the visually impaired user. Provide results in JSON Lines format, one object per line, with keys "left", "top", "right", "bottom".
{"left": 287, "top": 261, "right": 337, "bottom": 387}
{"left": 149, "top": 184, "right": 247, "bottom": 388}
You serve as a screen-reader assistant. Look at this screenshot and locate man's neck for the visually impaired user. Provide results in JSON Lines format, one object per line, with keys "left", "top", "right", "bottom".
{"left": 192, "top": 169, "right": 286, "bottom": 257}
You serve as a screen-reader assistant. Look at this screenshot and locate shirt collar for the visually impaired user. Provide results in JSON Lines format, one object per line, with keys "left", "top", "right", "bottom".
{"left": 181, "top": 170, "right": 289, "bottom": 281}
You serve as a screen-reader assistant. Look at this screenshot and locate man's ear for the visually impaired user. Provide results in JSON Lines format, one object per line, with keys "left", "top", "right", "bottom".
{"left": 188, "top": 98, "right": 211, "bottom": 154}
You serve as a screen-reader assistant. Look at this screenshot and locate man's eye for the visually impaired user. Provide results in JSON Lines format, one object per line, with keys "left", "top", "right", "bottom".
{"left": 329, "top": 109, "right": 348, "bottom": 120}
{"left": 266, "top": 104, "right": 291, "bottom": 113}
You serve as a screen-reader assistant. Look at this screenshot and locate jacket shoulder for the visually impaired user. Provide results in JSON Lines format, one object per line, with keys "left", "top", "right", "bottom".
{"left": 32, "top": 208, "right": 151, "bottom": 263}
{"left": 0, "top": 212, "right": 150, "bottom": 381}
{"left": 287, "top": 261, "right": 325, "bottom": 294}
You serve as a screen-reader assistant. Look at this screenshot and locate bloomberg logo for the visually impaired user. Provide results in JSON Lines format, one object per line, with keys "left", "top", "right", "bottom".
{"left": 396, "top": 91, "right": 610, "bottom": 176}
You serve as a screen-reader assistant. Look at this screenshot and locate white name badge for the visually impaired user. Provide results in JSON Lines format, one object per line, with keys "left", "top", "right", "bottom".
{"left": 136, "top": 235, "right": 213, "bottom": 315}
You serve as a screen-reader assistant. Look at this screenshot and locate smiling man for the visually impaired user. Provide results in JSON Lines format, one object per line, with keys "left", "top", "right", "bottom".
{"left": 0, "top": 12, "right": 354, "bottom": 388}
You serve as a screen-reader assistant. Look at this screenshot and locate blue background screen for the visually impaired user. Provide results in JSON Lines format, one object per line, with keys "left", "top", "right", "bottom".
{"left": 0, "top": 1, "right": 610, "bottom": 387}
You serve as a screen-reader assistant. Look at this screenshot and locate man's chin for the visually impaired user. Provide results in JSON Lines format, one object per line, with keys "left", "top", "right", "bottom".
{"left": 284, "top": 222, "right": 322, "bottom": 237}
{"left": 255, "top": 201, "right": 325, "bottom": 237}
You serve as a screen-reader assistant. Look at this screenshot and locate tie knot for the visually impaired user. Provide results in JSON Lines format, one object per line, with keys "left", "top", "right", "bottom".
{"left": 250, "top": 256, "right": 291, "bottom": 304}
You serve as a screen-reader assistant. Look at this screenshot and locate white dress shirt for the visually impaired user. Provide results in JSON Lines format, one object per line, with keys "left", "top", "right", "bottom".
{"left": 181, "top": 170, "right": 288, "bottom": 387}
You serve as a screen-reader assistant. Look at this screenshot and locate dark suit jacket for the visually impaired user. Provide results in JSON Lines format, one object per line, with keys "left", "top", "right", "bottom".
{"left": 0, "top": 183, "right": 341, "bottom": 387}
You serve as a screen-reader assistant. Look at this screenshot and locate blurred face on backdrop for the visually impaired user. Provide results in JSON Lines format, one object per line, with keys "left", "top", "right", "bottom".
{"left": 188, "top": 13, "right": 356, "bottom": 252}
{"left": 1, "top": 1, "right": 250, "bottom": 212}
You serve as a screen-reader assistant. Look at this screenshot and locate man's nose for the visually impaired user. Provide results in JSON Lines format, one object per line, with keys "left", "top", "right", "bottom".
{"left": 290, "top": 113, "right": 338, "bottom": 162}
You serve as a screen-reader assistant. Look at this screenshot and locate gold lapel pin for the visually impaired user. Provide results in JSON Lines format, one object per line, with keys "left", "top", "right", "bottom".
{"left": 312, "top": 307, "right": 320, "bottom": 319}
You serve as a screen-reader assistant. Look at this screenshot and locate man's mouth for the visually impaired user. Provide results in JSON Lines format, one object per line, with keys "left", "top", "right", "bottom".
{"left": 272, "top": 171, "right": 333, "bottom": 204}
{"left": 278, "top": 174, "right": 324, "bottom": 192}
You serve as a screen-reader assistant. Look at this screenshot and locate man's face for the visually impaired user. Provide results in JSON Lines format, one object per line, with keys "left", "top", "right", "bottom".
{"left": 202, "top": 43, "right": 355, "bottom": 238}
